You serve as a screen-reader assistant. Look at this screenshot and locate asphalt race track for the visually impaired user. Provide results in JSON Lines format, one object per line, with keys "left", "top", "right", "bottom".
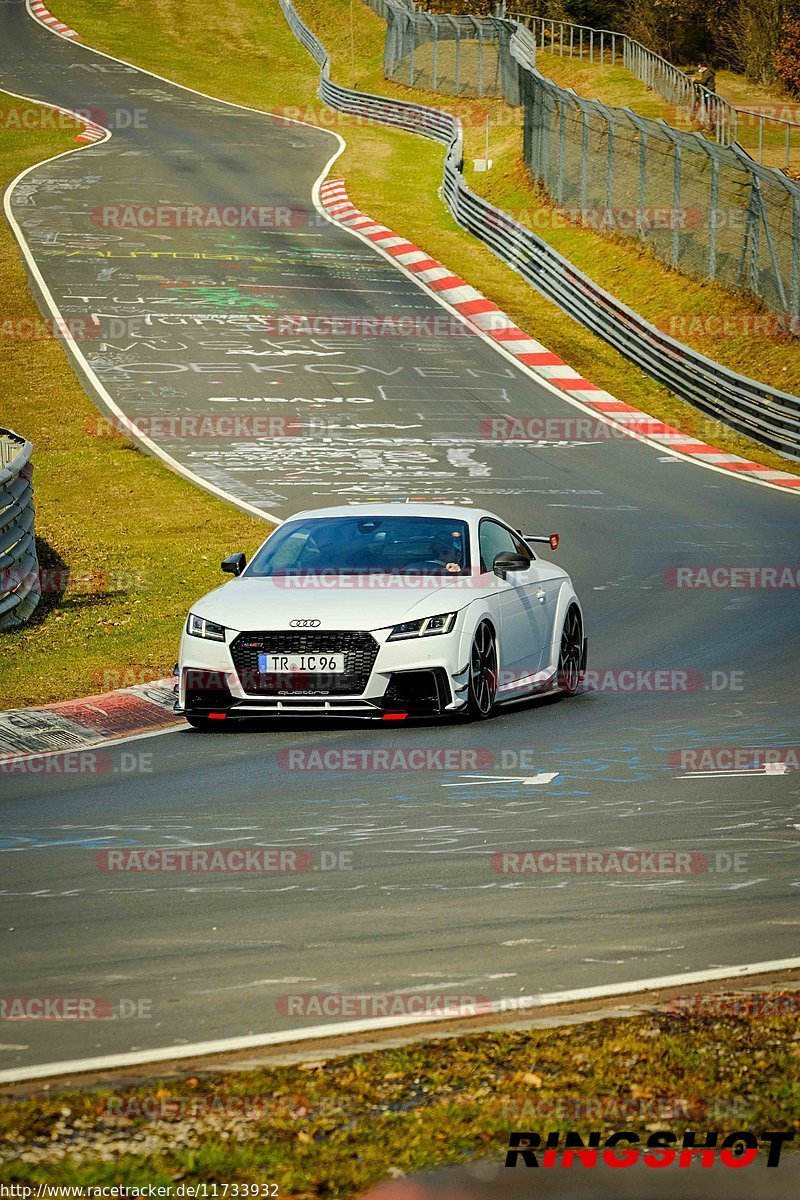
{"left": 0, "top": 1, "right": 799, "bottom": 1076}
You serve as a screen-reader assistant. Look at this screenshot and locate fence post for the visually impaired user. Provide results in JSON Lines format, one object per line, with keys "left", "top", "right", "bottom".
{"left": 432, "top": 21, "right": 438, "bottom": 91}
{"left": 600, "top": 102, "right": 614, "bottom": 215}
{"left": 672, "top": 142, "right": 682, "bottom": 268}
{"left": 792, "top": 191, "right": 800, "bottom": 318}
{"left": 708, "top": 151, "right": 719, "bottom": 280}
{"left": 409, "top": 17, "right": 415, "bottom": 86}
{"left": 624, "top": 109, "right": 650, "bottom": 240}
{"left": 739, "top": 178, "right": 762, "bottom": 299}
{"left": 580, "top": 107, "right": 590, "bottom": 210}
{"left": 556, "top": 96, "right": 568, "bottom": 204}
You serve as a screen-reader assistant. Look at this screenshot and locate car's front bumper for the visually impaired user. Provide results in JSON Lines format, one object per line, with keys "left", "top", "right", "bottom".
{"left": 176, "top": 622, "right": 468, "bottom": 720}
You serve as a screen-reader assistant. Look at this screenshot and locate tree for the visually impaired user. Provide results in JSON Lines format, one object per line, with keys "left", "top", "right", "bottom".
{"left": 775, "top": 14, "right": 800, "bottom": 94}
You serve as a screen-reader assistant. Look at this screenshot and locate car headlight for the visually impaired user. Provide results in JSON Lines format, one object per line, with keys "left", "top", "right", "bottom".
{"left": 186, "top": 613, "right": 227, "bottom": 642}
{"left": 387, "top": 612, "right": 457, "bottom": 641}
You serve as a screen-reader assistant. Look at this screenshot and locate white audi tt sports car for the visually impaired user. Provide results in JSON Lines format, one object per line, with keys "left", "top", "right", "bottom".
{"left": 176, "top": 503, "right": 586, "bottom": 726}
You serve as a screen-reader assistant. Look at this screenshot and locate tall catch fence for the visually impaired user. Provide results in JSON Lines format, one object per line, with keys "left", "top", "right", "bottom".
{"left": 0, "top": 430, "right": 40, "bottom": 630}
{"left": 384, "top": 2, "right": 800, "bottom": 322}
{"left": 510, "top": 13, "right": 800, "bottom": 172}
{"left": 279, "top": 0, "right": 800, "bottom": 458}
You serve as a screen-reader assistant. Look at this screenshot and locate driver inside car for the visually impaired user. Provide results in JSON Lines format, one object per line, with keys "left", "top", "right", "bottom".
{"left": 430, "top": 531, "right": 464, "bottom": 573}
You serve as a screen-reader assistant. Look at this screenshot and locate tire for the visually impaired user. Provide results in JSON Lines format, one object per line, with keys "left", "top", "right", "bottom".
{"left": 557, "top": 605, "right": 584, "bottom": 696}
{"left": 466, "top": 621, "right": 498, "bottom": 719}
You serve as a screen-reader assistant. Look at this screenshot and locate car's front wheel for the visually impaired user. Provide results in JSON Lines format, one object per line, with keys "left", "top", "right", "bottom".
{"left": 466, "top": 621, "right": 498, "bottom": 719}
{"left": 557, "top": 605, "right": 584, "bottom": 695}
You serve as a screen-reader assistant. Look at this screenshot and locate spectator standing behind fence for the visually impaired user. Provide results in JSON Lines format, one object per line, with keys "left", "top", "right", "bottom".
{"left": 697, "top": 62, "right": 717, "bottom": 93}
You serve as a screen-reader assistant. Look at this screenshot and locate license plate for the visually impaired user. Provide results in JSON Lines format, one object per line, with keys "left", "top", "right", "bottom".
{"left": 257, "top": 652, "right": 346, "bottom": 674}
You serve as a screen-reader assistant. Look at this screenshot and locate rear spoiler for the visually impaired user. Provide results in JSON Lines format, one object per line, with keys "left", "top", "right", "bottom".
{"left": 520, "top": 532, "right": 560, "bottom": 551}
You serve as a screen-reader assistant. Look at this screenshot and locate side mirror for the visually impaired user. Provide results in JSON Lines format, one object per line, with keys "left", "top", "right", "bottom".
{"left": 493, "top": 550, "right": 530, "bottom": 580}
{"left": 221, "top": 552, "right": 246, "bottom": 577}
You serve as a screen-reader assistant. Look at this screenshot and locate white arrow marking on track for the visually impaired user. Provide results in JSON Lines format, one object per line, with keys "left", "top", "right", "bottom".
{"left": 443, "top": 772, "right": 559, "bottom": 787}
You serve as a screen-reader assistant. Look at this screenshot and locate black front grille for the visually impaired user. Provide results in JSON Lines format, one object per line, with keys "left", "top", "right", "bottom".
{"left": 230, "top": 630, "right": 380, "bottom": 696}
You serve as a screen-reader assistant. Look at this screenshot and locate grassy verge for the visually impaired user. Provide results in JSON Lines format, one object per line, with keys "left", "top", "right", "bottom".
{"left": 0, "top": 97, "right": 267, "bottom": 708}
{"left": 57, "top": 0, "right": 800, "bottom": 478}
{"left": 1, "top": 993, "right": 798, "bottom": 1191}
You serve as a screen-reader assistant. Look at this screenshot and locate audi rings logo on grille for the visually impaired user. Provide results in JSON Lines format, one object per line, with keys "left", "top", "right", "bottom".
{"left": 289, "top": 619, "right": 322, "bottom": 628}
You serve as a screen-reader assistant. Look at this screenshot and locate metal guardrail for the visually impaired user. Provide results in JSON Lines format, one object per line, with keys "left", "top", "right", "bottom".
{"left": 279, "top": 0, "right": 800, "bottom": 459}
{"left": 0, "top": 429, "right": 41, "bottom": 629}
{"left": 510, "top": 12, "right": 800, "bottom": 172}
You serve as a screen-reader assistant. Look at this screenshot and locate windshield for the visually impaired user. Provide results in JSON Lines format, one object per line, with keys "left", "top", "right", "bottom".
{"left": 246, "top": 516, "right": 471, "bottom": 577}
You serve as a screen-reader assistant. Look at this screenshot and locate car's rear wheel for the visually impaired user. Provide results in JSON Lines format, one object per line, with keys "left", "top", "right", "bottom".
{"left": 466, "top": 621, "right": 498, "bottom": 719}
{"left": 558, "top": 605, "right": 584, "bottom": 695}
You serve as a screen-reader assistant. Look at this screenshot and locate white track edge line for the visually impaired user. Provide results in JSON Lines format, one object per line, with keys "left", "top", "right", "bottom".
{"left": 3, "top": 956, "right": 799, "bottom": 1084}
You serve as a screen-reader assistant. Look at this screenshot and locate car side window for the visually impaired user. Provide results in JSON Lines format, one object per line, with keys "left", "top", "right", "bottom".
{"left": 479, "top": 520, "right": 520, "bottom": 573}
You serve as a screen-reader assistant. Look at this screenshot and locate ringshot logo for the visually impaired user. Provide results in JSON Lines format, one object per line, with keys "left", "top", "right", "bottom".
{"left": 505, "top": 1129, "right": 794, "bottom": 1168}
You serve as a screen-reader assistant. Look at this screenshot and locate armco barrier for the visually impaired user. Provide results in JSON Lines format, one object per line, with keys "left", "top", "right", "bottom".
{"left": 280, "top": 0, "right": 800, "bottom": 459}
{"left": 0, "top": 429, "right": 40, "bottom": 629}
